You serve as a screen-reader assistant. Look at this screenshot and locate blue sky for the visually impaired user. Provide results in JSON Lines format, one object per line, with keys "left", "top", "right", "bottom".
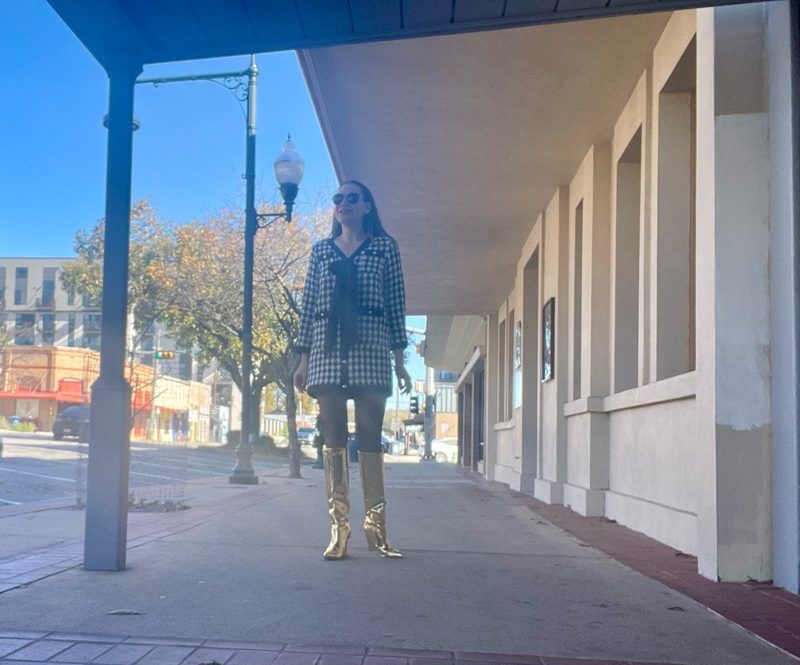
{"left": 0, "top": 1, "right": 426, "bottom": 400}
{"left": 0, "top": 1, "right": 337, "bottom": 255}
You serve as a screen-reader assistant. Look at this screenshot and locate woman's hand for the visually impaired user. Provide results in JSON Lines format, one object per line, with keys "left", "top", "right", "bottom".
{"left": 395, "top": 365, "right": 412, "bottom": 394}
{"left": 294, "top": 355, "right": 309, "bottom": 393}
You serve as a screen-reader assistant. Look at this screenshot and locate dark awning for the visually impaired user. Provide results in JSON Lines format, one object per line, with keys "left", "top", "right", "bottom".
{"left": 46, "top": 0, "right": 752, "bottom": 70}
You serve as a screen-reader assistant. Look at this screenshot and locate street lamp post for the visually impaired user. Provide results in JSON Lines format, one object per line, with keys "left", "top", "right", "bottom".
{"left": 233, "top": 137, "right": 302, "bottom": 480}
{"left": 232, "top": 59, "right": 304, "bottom": 482}
{"left": 136, "top": 55, "right": 304, "bottom": 484}
{"left": 423, "top": 366, "right": 435, "bottom": 460}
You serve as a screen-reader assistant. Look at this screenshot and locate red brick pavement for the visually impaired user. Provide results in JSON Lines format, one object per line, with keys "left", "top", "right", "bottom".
{"left": 456, "top": 469, "right": 800, "bottom": 661}
{"left": 0, "top": 632, "right": 684, "bottom": 665}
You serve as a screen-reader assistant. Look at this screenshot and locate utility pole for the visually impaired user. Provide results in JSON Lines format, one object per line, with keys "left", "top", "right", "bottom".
{"left": 423, "top": 366, "right": 435, "bottom": 459}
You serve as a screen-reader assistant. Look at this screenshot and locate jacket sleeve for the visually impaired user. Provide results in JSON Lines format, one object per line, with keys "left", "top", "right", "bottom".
{"left": 294, "top": 245, "right": 319, "bottom": 354}
{"left": 384, "top": 239, "right": 408, "bottom": 351}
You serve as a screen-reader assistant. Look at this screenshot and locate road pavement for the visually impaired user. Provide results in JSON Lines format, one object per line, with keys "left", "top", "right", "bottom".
{"left": 0, "top": 431, "right": 289, "bottom": 505}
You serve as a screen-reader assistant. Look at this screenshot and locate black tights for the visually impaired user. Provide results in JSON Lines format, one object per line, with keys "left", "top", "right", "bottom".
{"left": 317, "top": 392, "right": 386, "bottom": 453}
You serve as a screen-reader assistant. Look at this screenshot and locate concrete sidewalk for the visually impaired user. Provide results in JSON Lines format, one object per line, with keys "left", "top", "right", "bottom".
{"left": 0, "top": 458, "right": 796, "bottom": 665}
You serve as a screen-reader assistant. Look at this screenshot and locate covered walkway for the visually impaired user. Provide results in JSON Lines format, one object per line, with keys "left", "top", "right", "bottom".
{"left": 299, "top": 2, "right": 800, "bottom": 592}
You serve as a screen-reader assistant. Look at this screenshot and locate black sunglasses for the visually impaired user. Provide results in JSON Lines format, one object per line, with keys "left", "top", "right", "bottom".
{"left": 332, "top": 192, "right": 362, "bottom": 206}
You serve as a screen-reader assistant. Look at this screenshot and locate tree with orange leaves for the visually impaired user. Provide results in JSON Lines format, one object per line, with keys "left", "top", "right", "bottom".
{"left": 62, "top": 198, "right": 328, "bottom": 478}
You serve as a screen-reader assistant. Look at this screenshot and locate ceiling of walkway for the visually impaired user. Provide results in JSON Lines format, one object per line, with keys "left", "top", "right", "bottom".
{"left": 301, "top": 11, "right": 672, "bottom": 314}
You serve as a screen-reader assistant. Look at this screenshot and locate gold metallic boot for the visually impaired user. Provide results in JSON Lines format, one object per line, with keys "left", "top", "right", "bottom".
{"left": 359, "top": 451, "right": 402, "bottom": 558}
{"left": 322, "top": 447, "right": 351, "bottom": 560}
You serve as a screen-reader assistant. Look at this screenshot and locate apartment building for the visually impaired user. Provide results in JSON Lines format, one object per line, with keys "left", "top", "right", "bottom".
{"left": 1, "top": 258, "right": 98, "bottom": 350}
{"left": 0, "top": 257, "right": 197, "bottom": 374}
{"left": 0, "top": 257, "right": 210, "bottom": 439}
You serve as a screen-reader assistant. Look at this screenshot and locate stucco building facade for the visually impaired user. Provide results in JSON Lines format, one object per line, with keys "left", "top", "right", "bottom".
{"left": 415, "top": 6, "right": 796, "bottom": 589}
{"left": 298, "top": 2, "right": 799, "bottom": 592}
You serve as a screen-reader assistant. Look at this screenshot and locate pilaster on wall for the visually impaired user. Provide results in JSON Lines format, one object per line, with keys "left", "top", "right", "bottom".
{"left": 519, "top": 241, "right": 541, "bottom": 494}
{"left": 463, "top": 382, "right": 475, "bottom": 470}
{"left": 586, "top": 145, "right": 612, "bottom": 399}
{"left": 535, "top": 188, "right": 570, "bottom": 505}
{"left": 696, "top": 5, "right": 773, "bottom": 582}
{"left": 484, "top": 313, "right": 499, "bottom": 481}
{"left": 563, "top": 147, "right": 612, "bottom": 516}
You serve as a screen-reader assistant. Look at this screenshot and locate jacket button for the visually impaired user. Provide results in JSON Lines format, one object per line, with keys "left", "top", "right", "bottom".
{"left": 342, "top": 384, "right": 348, "bottom": 389}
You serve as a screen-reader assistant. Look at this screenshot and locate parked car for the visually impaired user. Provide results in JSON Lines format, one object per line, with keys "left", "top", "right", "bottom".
{"left": 297, "top": 426, "right": 317, "bottom": 445}
{"left": 342, "top": 433, "right": 394, "bottom": 457}
{"left": 431, "top": 437, "right": 458, "bottom": 464}
{"left": 52, "top": 406, "right": 91, "bottom": 442}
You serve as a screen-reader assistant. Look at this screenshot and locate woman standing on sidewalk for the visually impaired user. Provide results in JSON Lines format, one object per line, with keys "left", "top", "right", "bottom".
{"left": 293, "top": 180, "right": 412, "bottom": 560}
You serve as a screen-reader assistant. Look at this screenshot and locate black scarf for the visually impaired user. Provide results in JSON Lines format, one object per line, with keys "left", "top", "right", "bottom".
{"left": 326, "top": 259, "right": 359, "bottom": 356}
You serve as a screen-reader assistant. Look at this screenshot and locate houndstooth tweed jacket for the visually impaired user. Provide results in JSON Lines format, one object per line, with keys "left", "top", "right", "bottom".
{"left": 294, "top": 235, "right": 407, "bottom": 395}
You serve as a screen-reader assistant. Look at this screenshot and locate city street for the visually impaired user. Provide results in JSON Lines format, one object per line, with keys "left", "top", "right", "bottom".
{"left": 0, "top": 431, "right": 287, "bottom": 505}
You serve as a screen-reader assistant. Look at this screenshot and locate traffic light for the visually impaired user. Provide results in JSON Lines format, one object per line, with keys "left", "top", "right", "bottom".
{"left": 155, "top": 350, "right": 174, "bottom": 359}
{"left": 409, "top": 395, "right": 419, "bottom": 415}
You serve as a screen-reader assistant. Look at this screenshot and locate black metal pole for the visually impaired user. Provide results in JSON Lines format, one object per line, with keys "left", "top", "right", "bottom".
{"left": 84, "top": 56, "right": 141, "bottom": 570}
{"left": 137, "top": 58, "right": 286, "bottom": 484}
{"left": 230, "top": 55, "right": 259, "bottom": 484}
{"left": 423, "top": 367, "right": 434, "bottom": 459}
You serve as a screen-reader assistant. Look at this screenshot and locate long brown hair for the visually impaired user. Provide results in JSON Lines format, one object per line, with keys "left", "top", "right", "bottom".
{"left": 330, "top": 180, "right": 388, "bottom": 238}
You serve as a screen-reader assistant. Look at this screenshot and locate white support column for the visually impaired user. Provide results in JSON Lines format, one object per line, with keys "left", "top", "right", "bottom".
{"left": 696, "top": 5, "right": 773, "bottom": 582}
{"left": 769, "top": 0, "right": 800, "bottom": 593}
